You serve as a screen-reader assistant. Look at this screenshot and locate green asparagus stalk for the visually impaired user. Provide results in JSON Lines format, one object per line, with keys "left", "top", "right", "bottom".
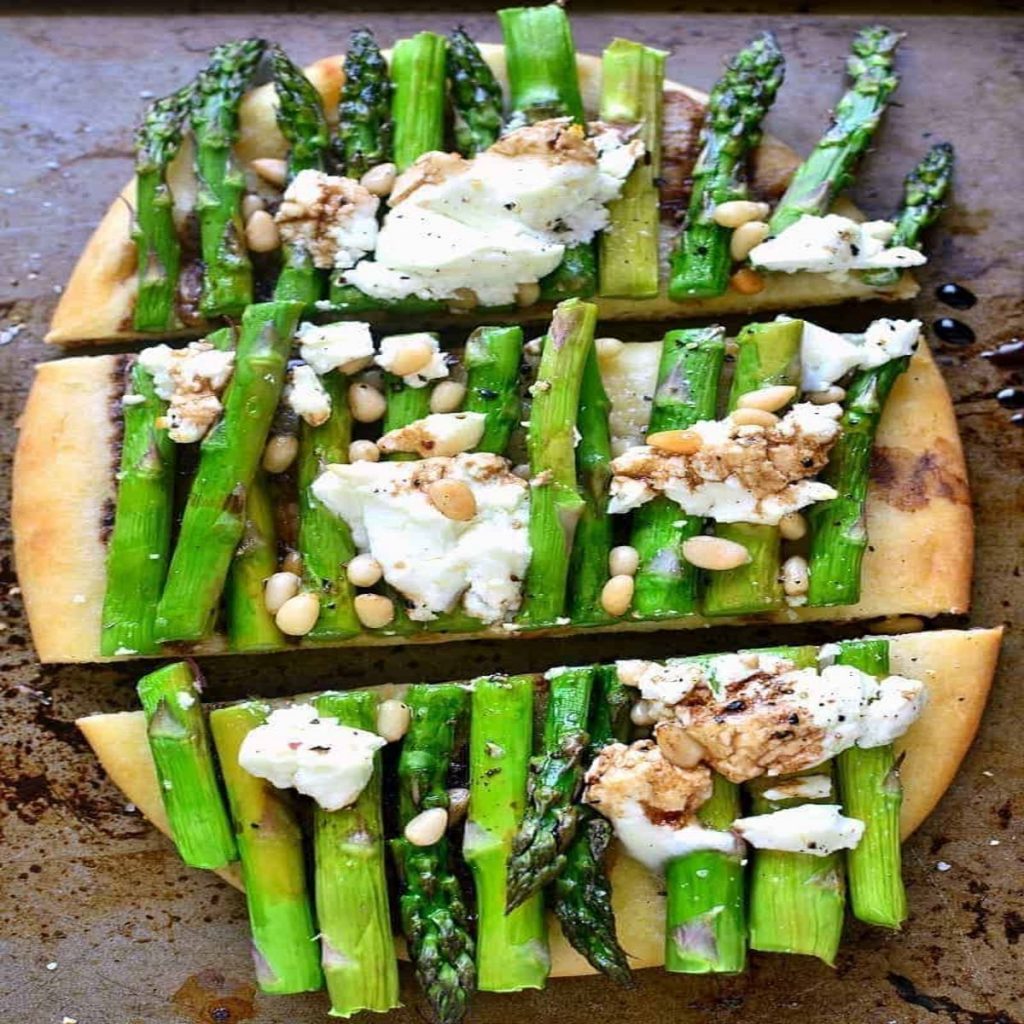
{"left": 833, "top": 638, "right": 906, "bottom": 928}
{"left": 155, "top": 301, "right": 303, "bottom": 643}
{"left": 383, "top": 376, "right": 432, "bottom": 463}
{"left": 768, "top": 26, "right": 903, "bottom": 236}
{"left": 209, "top": 702, "right": 323, "bottom": 994}
{"left": 630, "top": 326, "right": 727, "bottom": 619}
{"left": 133, "top": 86, "right": 191, "bottom": 332}
{"left": 298, "top": 371, "right": 361, "bottom": 640}
{"left": 668, "top": 33, "right": 784, "bottom": 300}
{"left": 100, "top": 358, "right": 176, "bottom": 656}
{"left": 391, "top": 32, "right": 448, "bottom": 171}
{"left": 191, "top": 38, "right": 267, "bottom": 319}
{"left": 703, "top": 318, "right": 803, "bottom": 617}
{"left": 447, "top": 28, "right": 504, "bottom": 157}
{"left": 327, "top": 284, "right": 446, "bottom": 316}
{"left": 314, "top": 690, "right": 401, "bottom": 1016}
{"left": 461, "top": 326, "right": 523, "bottom": 454}
{"left": 392, "top": 684, "right": 475, "bottom": 1024}
{"left": 862, "top": 142, "right": 955, "bottom": 288}
{"left": 568, "top": 349, "right": 615, "bottom": 625}
{"left": 336, "top": 28, "right": 393, "bottom": 178}
{"left": 598, "top": 39, "right": 666, "bottom": 299}
{"left": 464, "top": 675, "right": 549, "bottom": 993}
{"left": 137, "top": 661, "right": 236, "bottom": 869}
{"left": 506, "top": 665, "right": 596, "bottom": 911}
{"left": 518, "top": 300, "right": 597, "bottom": 627}
{"left": 806, "top": 355, "right": 909, "bottom": 606}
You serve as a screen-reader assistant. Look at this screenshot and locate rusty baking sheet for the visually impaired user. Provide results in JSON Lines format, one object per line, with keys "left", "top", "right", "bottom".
{"left": 1, "top": 9, "right": 1021, "bottom": 1024}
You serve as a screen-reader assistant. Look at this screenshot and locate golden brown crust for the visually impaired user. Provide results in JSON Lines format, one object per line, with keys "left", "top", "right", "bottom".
{"left": 75, "top": 626, "right": 1003, "bottom": 977}
{"left": 46, "top": 49, "right": 916, "bottom": 347}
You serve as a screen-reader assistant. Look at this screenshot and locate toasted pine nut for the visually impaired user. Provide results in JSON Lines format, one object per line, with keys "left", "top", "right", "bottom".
{"left": 274, "top": 592, "right": 320, "bottom": 636}
{"left": 808, "top": 386, "right": 846, "bottom": 405}
{"left": 241, "top": 193, "right": 266, "bottom": 220}
{"left": 730, "top": 219, "right": 770, "bottom": 261}
{"left": 655, "top": 722, "right": 707, "bottom": 768}
{"left": 512, "top": 464, "right": 531, "bottom": 480}
{"left": 647, "top": 428, "right": 702, "bottom": 455}
{"left": 595, "top": 337, "right": 624, "bottom": 360}
{"left": 376, "top": 698, "right": 411, "bottom": 742}
{"left": 388, "top": 338, "right": 435, "bottom": 378}
{"left": 601, "top": 574, "right": 635, "bottom": 617}
{"left": 516, "top": 281, "right": 540, "bottom": 307}
{"left": 730, "top": 267, "right": 765, "bottom": 294}
{"left": 427, "top": 479, "right": 477, "bottom": 521}
{"left": 630, "top": 699, "right": 658, "bottom": 727}
{"left": 348, "top": 382, "right": 387, "bottom": 423}
{"left": 447, "top": 787, "right": 470, "bottom": 826}
{"left": 355, "top": 593, "right": 395, "bottom": 629}
{"left": 609, "top": 545, "right": 640, "bottom": 577}
{"left": 867, "top": 615, "right": 925, "bottom": 635}
{"left": 347, "top": 553, "right": 383, "bottom": 588}
{"left": 779, "top": 512, "right": 808, "bottom": 541}
{"left": 738, "top": 384, "right": 796, "bottom": 413}
{"left": 713, "top": 200, "right": 770, "bottom": 228}
{"left": 280, "top": 549, "right": 302, "bottom": 576}
{"left": 781, "top": 555, "right": 810, "bottom": 596}
{"left": 404, "top": 806, "right": 448, "bottom": 846}
{"left": 264, "top": 571, "right": 301, "bottom": 615}
{"left": 681, "top": 535, "right": 751, "bottom": 571}
{"left": 250, "top": 157, "right": 288, "bottom": 188}
{"left": 262, "top": 434, "right": 299, "bottom": 474}
{"left": 245, "top": 210, "right": 280, "bottom": 253}
{"left": 448, "top": 287, "right": 478, "bottom": 312}
{"left": 731, "top": 407, "right": 779, "bottom": 429}
{"left": 360, "top": 162, "right": 397, "bottom": 197}
{"left": 348, "top": 439, "right": 381, "bottom": 463}
{"left": 430, "top": 380, "right": 467, "bottom": 414}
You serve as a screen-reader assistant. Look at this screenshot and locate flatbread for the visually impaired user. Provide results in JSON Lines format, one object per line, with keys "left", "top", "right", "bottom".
{"left": 46, "top": 47, "right": 917, "bottom": 346}
{"left": 75, "top": 626, "right": 1003, "bottom": 977}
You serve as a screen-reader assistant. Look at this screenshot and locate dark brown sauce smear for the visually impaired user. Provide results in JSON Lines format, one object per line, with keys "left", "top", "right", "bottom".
{"left": 933, "top": 317, "right": 976, "bottom": 346}
{"left": 935, "top": 282, "right": 977, "bottom": 310}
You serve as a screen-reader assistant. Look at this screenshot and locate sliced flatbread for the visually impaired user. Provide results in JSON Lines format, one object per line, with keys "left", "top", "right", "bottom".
{"left": 47, "top": 46, "right": 917, "bottom": 346}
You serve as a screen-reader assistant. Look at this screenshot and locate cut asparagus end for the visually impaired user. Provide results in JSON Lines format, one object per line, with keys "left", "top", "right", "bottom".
{"left": 390, "top": 32, "right": 447, "bottom": 171}
{"left": 461, "top": 325, "right": 524, "bottom": 455}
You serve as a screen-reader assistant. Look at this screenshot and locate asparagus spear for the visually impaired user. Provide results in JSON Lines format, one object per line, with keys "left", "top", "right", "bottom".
{"left": 209, "top": 702, "right": 323, "bottom": 994}
{"left": 391, "top": 32, "right": 448, "bottom": 171}
{"left": 668, "top": 33, "right": 784, "bottom": 300}
{"left": 191, "top": 38, "right": 267, "bottom": 319}
{"left": 464, "top": 675, "right": 549, "bottom": 993}
{"left": 101, "top": 357, "right": 176, "bottom": 656}
{"left": 447, "top": 27, "right": 504, "bottom": 157}
{"left": 155, "top": 301, "right": 303, "bottom": 644}
{"left": 598, "top": 39, "right": 666, "bottom": 299}
{"left": 506, "top": 665, "right": 596, "bottom": 911}
{"left": 314, "top": 690, "right": 401, "bottom": 1016}
{"left": 768, "top": 26, "right": 903, "bottom": 236}
{"left": 461, "top": 326, "right": 523, "bottom": 454}
{"left": 550, "top": 665, "right": 632, "bottom": 983}
{"left": 383, "top": 375, "right": 433, "bottom": 460}
{"left": 833, "top": 638, "right": 906, "bottom": 928}
{"left": 392, "top": 684, "right": 475, "bottom": 1024}
{"left": 133, "top": 86, "right": 191, "bottom": 332}
{"left": 137, "top": 661, "right": 236, "bottom": 869}
{"left": 806, "top": 355, "right": 909, "bottom": 607}
{"left": 518, "top": 300, "right": 596, "bottom": 626}
{"left": 336, "top": 28, "right": 393, "bottom": 178}
{"left": 630, "top": 326, "right": 727, "bottom": 619}
{"left": 862, "top": 142, "right": 955, "bottom": 288}
{"left": 703, "top": 318, "right": 803, "bottom": 618}
{"left": 270, "top": 44, "right": 332, "bottom": 309}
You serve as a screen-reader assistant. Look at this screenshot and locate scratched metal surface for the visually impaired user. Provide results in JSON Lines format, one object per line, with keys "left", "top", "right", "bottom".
{"left": 0, "top": 9, "right": 1022, "bottom": 1024}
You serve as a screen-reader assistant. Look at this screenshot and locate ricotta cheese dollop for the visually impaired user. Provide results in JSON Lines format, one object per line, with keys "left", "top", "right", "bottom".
{"left": 286, "top": 363, "right": 331, "bottom": 427}
{"left": 799, "top": 317, "right": 921, "bottom": 393}
{"left": 238, "top": 703, "right": 386, "bottom": 811}
{"left": 297, "top": 321, "right": 376, "bottom": 375}
{"left": 377, "top": 412, "right": 486, "bottom": 458}
{"left": 732, "top": 804, "right": 865, "bottom": 856}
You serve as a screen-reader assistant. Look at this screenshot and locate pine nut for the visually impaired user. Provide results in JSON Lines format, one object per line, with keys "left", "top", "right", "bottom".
{"left": 245, "top": 210, "right": 280, "bottom": 253}
{"left": 274, "top": 592, "right": 320, "bottom": 636}
{"left": 730, "top": 219, "right": 770, "bottom": 261}
{"left": 609, "top": 545, "right": 640, "bottom": 577}
{"left": 404, "top": 806, "right": 448, "bottom": 847}
{"left": 512, "top": 463, "right": 531, "bottom": 480}
{"left": 731, "top": 407, "right": 779, "bottom": 429}
{"left": 779, "top": 512, "right": 808, "bottom": 541}
{"left": 347, "top": 553, "right": 383, "bottom": 588}
{"left": 737, "top": 385, "right": 796, "bottom": 413}
{"left": 601, "top": 574, "right": 635, "bottom": 617}
{"left": 348, "top": 439, "right": 380, "bottom": 463}
{"left": 647, "top": 428, "right": 702, "bottom": 455}
{"left": 681, "top": 535, "right": 751, "bottom": 571}
{"left": 262, "top": 434, "right": 299, "bottom": 474}
{"left": 241, "top": 194, "right": 266, "bottom": 220}
{"left": 808, "top": 386, "right": 846, "bottom": 405}
{"left": 595, "top": 337, "right": 624, "bottom": 360}
{"left": 713, "top": 200, "right": 770, "bottom": 228}
{"left": 867, "top": 615, "right": 925, "bottom": 635}
{"left": 360, "top": 162, "right": 397, "bottom": 197}
{"left": 348, "top": 382, "right": 387, "bottom": 423}
{"left": 376, "top": 698, "right": 411, "bottom": 742}
{"left": 280, "top": 549, "right": 303, "bottom": 576}
{"left": 631, "top": 699, "right": 657, "bottom": 727}
{"left": 730, "top": 268, "right": 765, "bottom": 295}
{"left": 430, "top": 380, "right": 467, "bottom": 414}
{"left": 427, "top": 479, "right": 477, "bottom": 521}
{"left": 250, "top": 157, "right": 288, "bottom": 187}
{"left": 447, "top": 787, "right": 470, "bottom": 826}
{"left": 263, "top": 571, "right": 301, "bottom": 615}
{"left": 655, "top": 722, "right": 707, "bottom": 769}
{"left": 448, "top": 287, "right": 478, "bottom": 312}
{"left": 354, "top": 593, "right": 395, "bottom": 629}
{"left": 388, "top": 338, "right": 435, "bottom": 378}
{"left": 781, "top": 555, "right": 810, "bottom": 596}
{"left": 516, "top": 281, "right": 540, "bottom": 307}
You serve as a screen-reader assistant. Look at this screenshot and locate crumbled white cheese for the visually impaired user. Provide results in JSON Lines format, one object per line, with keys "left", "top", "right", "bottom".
{"left": 297, "top": 321, "right": 376, "bottom": 375}
{"left": 599, "top": 341, "right": 661, "bottom": 456}
{"left": 749, "top": 214, "right": 927, "bottom": 276}
{"left": 375, "top": 333, "right": 449, "bottom": 388}
{"left": 617, "top": 659, "right": 707, "bottom": 705}
{"left": 238, "top": 703, "right": 386, "bottom": 811}
{"left": 761, "top": 774, "right": 833, "bottom": 802}
{"left": 121, "top": 392, "right": 147, "bottom": 407}
{"left": 311, "top": 453, "right": 531, "bottom": 624}
{"left": 377, "top": 412, "right": 486, "bottom": 458}
{"left": 798, "top": 317, "right": 921, "bottom": 392}
{"left": 609, "top": 799, "right": 740, "bottom": 872}
{"left": 732, "top": 804, "right": 865, "bottom": 856}
{"left": 286, "top": 363, "right": 332, "bottom": 427}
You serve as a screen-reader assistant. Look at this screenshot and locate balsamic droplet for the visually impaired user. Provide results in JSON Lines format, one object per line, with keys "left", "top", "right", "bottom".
{"left": 982, "top": 339, "right": 1024, "bottom": 368}
{"left": 935, "top": 282, "right": 977, "bottom": 310}
{"left": 1011, "top": 412, "right": 1024, "bottom": 428}
{"left": 996, "top": 387, "right": 1024, "bottom": 409}
{"left": 932, "top": 317, "right": 975, "bottom": 346}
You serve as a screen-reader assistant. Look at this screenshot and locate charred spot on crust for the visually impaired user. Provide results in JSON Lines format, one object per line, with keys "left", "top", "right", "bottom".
{"left": 870, "top": 440, "right": 971, "bottom": 511}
